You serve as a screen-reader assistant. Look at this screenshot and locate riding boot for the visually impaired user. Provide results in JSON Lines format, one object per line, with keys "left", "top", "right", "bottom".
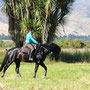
{"left": 29, "top": 49, "right": 33, "bottom": 61}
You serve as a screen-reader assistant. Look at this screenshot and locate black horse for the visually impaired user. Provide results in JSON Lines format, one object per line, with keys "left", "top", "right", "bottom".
{"left": 0, "top": 43, "right": 61, "bottom": 78}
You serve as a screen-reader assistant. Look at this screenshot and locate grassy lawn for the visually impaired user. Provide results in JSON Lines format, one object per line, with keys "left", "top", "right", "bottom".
{"left": 0, "top": 49, "right": 90, "bottom": 90}
{"left": 0, "top": 62, "right": 90, "bottom": 90}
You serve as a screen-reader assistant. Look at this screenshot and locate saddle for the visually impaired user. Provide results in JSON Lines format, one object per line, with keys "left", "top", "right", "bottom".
{"left": 21, "top": 46, "right": 30, "bottom": 54}
{"left": 17, "top": 43, "right": 41, "bottom": 61}
{"left": 21, "top": 44, "right": 35, "bottom": 54}
{"left": 17, "top": 44, "right": 34, "bottom": 60}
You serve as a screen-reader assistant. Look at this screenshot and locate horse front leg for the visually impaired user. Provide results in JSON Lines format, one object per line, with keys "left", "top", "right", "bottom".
{"left": 40, "top": 62, "right": 47, "bottom": 78}
{"left": 33, "top": 62, "right": 40, "bottom": 78}
{"left": 15, "top": 59, "right": 22, "bottom": 78}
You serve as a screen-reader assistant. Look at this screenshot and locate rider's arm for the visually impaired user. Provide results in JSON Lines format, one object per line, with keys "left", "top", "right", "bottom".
{"left": 30, "top": 34, "right": 38, "bottom": 44}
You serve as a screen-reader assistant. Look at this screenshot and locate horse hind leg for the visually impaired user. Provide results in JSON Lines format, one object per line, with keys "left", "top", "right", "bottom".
{"left": 0, "top": 52, "right": 8, "bottom": 72}
{"left": 1, "top": 60, "right": 14, "bottom": 78}
{"left": 1, "top": 52, "right": 15, "bottom": 78}
{"left": 15, "top": 60, "right": 22, "bottom": 78}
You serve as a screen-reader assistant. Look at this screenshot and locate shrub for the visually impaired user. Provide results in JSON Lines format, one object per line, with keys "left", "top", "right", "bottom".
{"left": 49, "top": 48, "right": 90, "bottom": 63}
{"left": 86, "top": 41, "right": 90, "bottom": 48}
{"left": 0, "top": 39, "right": 14, "bottom": 48}
{"left": 54, "top": 38, "right": 87, "bottom": 48}
{"left": 71, "top": 39, "right": 86, "bottom": 48}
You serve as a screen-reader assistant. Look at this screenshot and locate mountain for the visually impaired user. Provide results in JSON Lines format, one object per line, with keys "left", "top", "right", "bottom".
{"left": 0, "top": 6, "right": 9, "bottom": 39}
{"left": 0, "top": 10, "right": 8, "bottom": 35}
{"left": 0, "top": 0, "right": 8, "bottom": 36}
{"left": 0, "top": 21, "right": 8, "bottom": 35}
{"left": 57, "top": 0, "right": 90, "bottom": 36}
{"left": 0, "top": 10, "right": 8, "bottom": 24}
{"left": 0, "top": 9, "right": 8, "bottom": 36}
{"left": 59, "top": 34, "right": 90, "bottom": 41}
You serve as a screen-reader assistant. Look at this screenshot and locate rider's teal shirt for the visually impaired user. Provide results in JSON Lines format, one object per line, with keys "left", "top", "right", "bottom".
{"left": 26, "top": 32, "right": 38, "bottom": 44}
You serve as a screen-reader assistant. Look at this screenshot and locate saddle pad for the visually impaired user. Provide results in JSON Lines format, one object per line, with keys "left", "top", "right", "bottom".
{"left": 21, "top": 47, "right": 30, "bottom": 54}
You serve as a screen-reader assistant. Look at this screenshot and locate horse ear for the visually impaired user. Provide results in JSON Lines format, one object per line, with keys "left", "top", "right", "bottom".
{"left": 5, "top": 49, "right": 8, "bottom": 51}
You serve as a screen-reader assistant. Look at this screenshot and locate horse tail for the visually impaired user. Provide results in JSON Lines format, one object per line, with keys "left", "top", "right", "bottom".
{"left": 0, "top": 47, "right": 17, "bottom": 72}
{"left": 0, "top": 51, "right": 9, "bottom": 72}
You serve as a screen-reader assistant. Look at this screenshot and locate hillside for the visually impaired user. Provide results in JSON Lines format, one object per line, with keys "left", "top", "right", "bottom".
{"left": 0, "top": 9, "right": 8, "bottom": 35}
{"left": 0, "top": 21, "right": 8, "bottom": 35}
{"left": 56, "top": 0, "right": 90, "bottom": 36}
{"left": 59, "top": 34, "right": 90, "bottom": 41}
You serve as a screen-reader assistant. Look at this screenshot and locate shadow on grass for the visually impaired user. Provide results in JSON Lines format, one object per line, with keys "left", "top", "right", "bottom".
{"left": 49, "top": 50, "right": 90, "bottom": 63}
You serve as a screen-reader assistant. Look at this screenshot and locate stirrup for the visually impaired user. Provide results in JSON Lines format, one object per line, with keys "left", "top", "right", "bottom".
{"left": 29, "top": 57, "right": 33, "bottom": 61}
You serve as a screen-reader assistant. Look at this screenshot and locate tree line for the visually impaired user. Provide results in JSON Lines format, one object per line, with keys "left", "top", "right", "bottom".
{"left": 0, "top": 38, "right": 90, "bottom": 48}
{"left": 3, "top": 0, "right": 74, "bottom": 47}
{"left": 0, "top": 34, "right": 11, "bottom": 40}
{"left": 0, "top": 38, "right": 14, "bottom": 48}
{"left": 59, "top": 34, "right": 90, "bottom": 41}
{"left": 54, "top": 38, "right": 90, "bottom": 48}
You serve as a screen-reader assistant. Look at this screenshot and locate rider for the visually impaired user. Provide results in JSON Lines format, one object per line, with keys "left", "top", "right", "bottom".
{"left": 25, "top": 26, "right": 38, "bottom": 61}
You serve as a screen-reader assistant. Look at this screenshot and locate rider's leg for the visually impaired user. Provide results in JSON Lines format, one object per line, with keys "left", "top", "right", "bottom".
{"left": 29, "top": 49, "right": 33, "bottom": 61}
{"left": 25, "top": 43, "right": 34, "bottom": 61}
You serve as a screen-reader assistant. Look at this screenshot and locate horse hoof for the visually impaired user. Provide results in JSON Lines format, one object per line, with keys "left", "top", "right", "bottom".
{"left": 42, "top": 76, "right": 46, "bottom": 79}
{"left": 19, "top": 76, "right": 22, "bottom": 79}
{"left": 1, "top": 75, "right": 4, "bottom": 78}
{"left": 33, "top": 76, "right": 36, "bottom": 78}
{"left": 18, "top": 74, "right": 22, "bottom": 79}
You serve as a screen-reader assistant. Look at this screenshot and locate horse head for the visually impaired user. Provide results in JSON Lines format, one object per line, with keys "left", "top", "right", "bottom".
{"left": 40, "top": 43, "right": 61, "bottom": 61}
{"left": 50, "top": 43, "right": 61, "bottom": 61}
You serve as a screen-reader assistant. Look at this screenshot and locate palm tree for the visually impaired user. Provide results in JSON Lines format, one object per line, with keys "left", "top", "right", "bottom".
{"left": 4, "top": 0, "right": 24, "bottom": 47}
{"left": 44, "top": 0, "right": 74, "bottom": 43}
{"left": 3, "top": 0, "right": 74, "bottom": 46}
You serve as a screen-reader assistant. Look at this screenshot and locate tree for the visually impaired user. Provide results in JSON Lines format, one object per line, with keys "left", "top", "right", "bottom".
{"left": 3, "top": 0, "right": 74, "bottom": 47}
{"left": 44, "top": 0, "right": 74, "bottom": 43}
{"left": 4, "top": 0, "right": 24, "bottom": 47}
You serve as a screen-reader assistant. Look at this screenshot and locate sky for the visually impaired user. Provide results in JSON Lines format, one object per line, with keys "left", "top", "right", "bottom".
{"left": 0, "top": 0, "right": 4, "bottom": 9}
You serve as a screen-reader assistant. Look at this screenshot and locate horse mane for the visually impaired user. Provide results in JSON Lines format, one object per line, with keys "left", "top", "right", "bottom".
{"left": 42, "top": 43, "right": 53, "bottom": 47}
{"left": 43, "top": 43, "right": 61, "bottom": 53}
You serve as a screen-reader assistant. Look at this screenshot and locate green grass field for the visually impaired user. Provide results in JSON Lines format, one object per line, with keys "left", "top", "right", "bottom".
{"left": 0, "top": 49, "right": 90, "bottom": 90}
{"left": 0, "top": 62, "right": 90, "bottom": 90}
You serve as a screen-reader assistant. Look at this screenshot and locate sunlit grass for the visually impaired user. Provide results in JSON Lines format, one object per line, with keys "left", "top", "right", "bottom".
{"left": 0, "top": 49, "right": 90, "bottom": 90}
{"left": 0, "top": 62, "right": 90, "bottom": 90}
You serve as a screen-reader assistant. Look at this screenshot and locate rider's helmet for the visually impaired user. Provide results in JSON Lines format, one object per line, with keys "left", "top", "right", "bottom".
{"left": 27, "top": 26, "right": 34, "bottom": 31}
